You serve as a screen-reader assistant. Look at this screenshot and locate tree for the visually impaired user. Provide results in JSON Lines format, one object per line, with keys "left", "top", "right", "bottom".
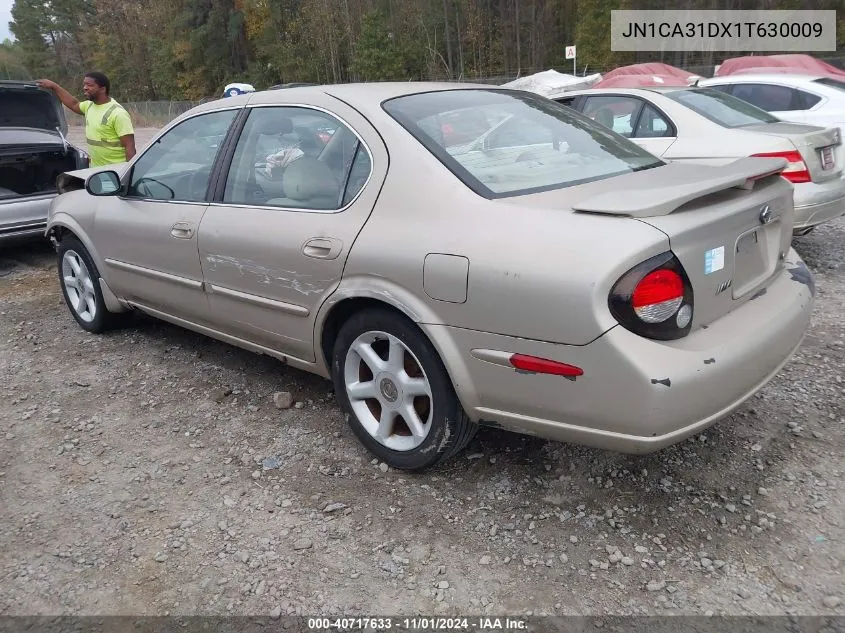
{"left": 6, "top": 0, "right": 845, "bottom": 99}
{"left": 10, "top": 0, "right": 55, "bottom": 78}
{"left": 573, "top": 0, "right": 634, "bottom": 73}
{"left": 0, "top": 39, "right": 30, "bottom": 80}
{"left": 351, "top": 10, "right": 407, "bottom": 81}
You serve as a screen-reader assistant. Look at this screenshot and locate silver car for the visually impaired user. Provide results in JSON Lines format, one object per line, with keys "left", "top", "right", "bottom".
{"left": 559, "top": 86, "right": 845, "bottom": 236}
{"left": 46, "top": 83, "right": 814, "bottom": 470}
{"left": 0, "top": 80, "right": 89, "bottom": 243}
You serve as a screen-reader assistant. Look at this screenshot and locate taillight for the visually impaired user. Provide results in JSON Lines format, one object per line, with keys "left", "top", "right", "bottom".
{"left": 752, "top": 150, "right": 810, "bottom": 183}
{"left": 609, "top": 252, "right": 694, "bottom": 340}
{"left": 632, "top": 269, "right": 684, "bottom": 323}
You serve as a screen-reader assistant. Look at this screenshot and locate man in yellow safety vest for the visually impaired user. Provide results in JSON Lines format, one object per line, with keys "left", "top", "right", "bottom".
{"left": 37, "top": 72, "right": 136, "bottom": 167}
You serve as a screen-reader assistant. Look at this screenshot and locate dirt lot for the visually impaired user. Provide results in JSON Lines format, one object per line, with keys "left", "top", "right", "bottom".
{"left": 0, "top": 143, "right": 843, "bottom": 616}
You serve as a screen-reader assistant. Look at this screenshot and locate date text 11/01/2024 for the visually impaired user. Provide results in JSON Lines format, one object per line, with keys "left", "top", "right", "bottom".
{"left": 307, "top": 617, "right": 528, "bottom": 631}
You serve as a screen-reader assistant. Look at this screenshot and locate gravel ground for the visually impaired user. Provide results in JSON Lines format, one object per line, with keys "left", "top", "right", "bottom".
{"left": 0, "top": 149, "right": 843, "bottom": 616}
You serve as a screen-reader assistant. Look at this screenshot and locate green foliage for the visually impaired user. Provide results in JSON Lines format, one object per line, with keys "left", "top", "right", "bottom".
{"left": 352, "top": 10, "right": 408, "bottom": 81}
{"left": 6, "top": 0, "right": 845, "bottom": 99}
{"left": 0, "top": 40, "right": 30, "bottom": 79}
{"left": 574, "top": 0, "right": 634, "bottom": 72}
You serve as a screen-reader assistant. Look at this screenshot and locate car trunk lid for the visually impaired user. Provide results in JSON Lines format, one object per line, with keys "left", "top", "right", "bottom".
{"left": 743, "top": 122, "right": 842, "bottom": 183}
{"left": 0, "top": 80, "right": 68, "bottom": 135}
{"left": 568, "top": 158, "right": 795, "bottom": 330}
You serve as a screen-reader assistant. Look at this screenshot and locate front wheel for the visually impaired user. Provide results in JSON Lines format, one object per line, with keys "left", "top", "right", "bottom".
{"left": 57, "top": 236, "right": 129, "bottom": 333}
{"left": 332, "top": 308, "right": 477, "bottom": 471}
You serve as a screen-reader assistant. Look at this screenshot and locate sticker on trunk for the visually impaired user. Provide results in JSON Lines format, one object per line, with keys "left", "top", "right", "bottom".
{"left": 704, "top": 246, "right": 725, "bottom": 275}
{"left": 821, "top": 145, "right": 835, "bottom": 171}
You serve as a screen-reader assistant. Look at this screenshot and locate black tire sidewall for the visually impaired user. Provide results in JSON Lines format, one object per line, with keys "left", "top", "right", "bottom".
{"left": 332, "top": 309, "right": 464, "bottom": 471}
{"left": 57, "top": 237, "right": 111, "bottom": 333}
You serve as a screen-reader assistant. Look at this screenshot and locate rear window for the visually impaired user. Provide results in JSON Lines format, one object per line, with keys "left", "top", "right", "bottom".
{"left": 813, "top": 77, "right": 845, "bottom": 92}
{"left": 663, "top": 88, "right": 780, "bottom": 128}
{"left": 382, "top": 89, "right": 664, "bottom": 199}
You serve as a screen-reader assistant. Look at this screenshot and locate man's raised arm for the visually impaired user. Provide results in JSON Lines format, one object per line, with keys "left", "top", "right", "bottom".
{"left": 36, "top": 79, "right": 83, "bottom": 116}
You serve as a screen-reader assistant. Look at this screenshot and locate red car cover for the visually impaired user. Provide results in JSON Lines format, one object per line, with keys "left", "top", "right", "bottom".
{"left": 600, "top": 62, "right": 699, "bottom": 82}
{"left": 593, "top": 74, "right": 691, "bottom": 89}
{"left": 715, "top": 54, "right": 845, "bottom": 78}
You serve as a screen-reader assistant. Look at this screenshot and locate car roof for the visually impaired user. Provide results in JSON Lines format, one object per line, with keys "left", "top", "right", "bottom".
{"left": 561, "top": 86, "right": 692, "bottom": 98}
{"left": 188, "top": 81, "right": 506, "bottom": 114}
{"left": 702, "top": 73, "right": 825, "bottom": 83}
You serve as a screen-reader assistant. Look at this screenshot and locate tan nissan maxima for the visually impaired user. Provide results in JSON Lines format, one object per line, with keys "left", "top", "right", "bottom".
{"left": 45, "top": 83, "right": 815, "bottom": 470}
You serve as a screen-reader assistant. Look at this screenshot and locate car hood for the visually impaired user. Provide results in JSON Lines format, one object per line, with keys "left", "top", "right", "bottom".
{"left": 0, "top": 80, "right": 68, "bottom": 135}
{"left": 56, "top": 164, "right": 130, "bottom": 194}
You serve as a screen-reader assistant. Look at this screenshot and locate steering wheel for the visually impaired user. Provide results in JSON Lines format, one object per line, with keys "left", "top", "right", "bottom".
{"left": 187, "top": 168, "right": 212, "bottom": 200}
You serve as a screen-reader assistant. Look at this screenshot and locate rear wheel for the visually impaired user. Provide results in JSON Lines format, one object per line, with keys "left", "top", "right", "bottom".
{"left": 57, "top": 236, "right": 129, "bottom": 333}
{"left": 332, "top": 308, "right": 477, "bottom": 470}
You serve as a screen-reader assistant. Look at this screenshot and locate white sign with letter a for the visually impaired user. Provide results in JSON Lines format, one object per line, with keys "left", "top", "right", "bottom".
{"left": 565, "top": 45, "right": 576, "bottom": 60}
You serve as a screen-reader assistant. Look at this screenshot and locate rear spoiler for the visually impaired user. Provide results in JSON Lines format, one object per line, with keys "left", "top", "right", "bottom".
{"left": 572, "top": 157, "right": 787, "bottom": 218}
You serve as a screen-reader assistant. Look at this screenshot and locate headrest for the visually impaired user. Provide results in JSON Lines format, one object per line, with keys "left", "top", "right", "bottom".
{"left": 282, "top": 158, "right": 339, "bottom": 201}
{"left": 255, "top": 116, "right": 293, "bottom": 135}
{"left": 594, "top": 108, "right": 614, "bottom": 128}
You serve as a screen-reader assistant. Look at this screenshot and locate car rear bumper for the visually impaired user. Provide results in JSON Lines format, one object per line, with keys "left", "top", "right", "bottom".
{"left": 793, "top": 178, "right": 845, "bottom": 232}
{"left": 424, "top": 250, "right": 814, "bottom": 454}
{"left": 0, "top": 194, "right": 53, "bottom": 243}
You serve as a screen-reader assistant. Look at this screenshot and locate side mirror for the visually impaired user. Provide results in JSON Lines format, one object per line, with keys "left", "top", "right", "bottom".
{"left": 86, "top": 171, "right": 121, "bottom": 196}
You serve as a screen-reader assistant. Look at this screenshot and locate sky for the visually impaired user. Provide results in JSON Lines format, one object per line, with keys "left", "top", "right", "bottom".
{"left": 0, "top": 0, "right": 13, "bottom": 42}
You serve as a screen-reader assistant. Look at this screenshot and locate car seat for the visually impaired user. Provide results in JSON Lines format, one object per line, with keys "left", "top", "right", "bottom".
{"left": 229, "top": 115, "right": 294, "bottom": 202}
{"left": 266, "top": 157, "right": 341, "bottom": 210}
{"left": 593, "top": 107, "right": 614, "bottom": 129}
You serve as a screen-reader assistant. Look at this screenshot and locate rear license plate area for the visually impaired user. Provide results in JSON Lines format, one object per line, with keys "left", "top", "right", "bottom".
{"left": 821, "top": 145, "right": 836, "bottom": 170}
{"left": 732, "top": 224, "right": 780, "bottom": 299}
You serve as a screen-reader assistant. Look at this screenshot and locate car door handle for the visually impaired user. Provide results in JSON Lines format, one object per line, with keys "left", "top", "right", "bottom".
{"left": 302, "top": 237, "right": 342, "bottom": 260}
{"left": 171, "top": 222, "right": 195, "bottom": 239}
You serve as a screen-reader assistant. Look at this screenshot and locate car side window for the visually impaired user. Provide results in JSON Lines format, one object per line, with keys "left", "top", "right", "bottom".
{"left": 127, "top": 109, "right": 238, "bottom": 202}
{"left": 731, "top": 83, "right": 813, "bottom": 112}
{"left": 708, "top": 84, "right": 735, "bottom": 96}
{"left": 633, "top": 104, "right": 674, "bottom": 138}
{"left": 798, "top": 90, "right": 822, "bottom": 109}
{"left": 556, "top": 96, "right": 578, "bottom": 108}
{"left": 341, "top": 144, "right": 371, "bottom": 206}
{"left": 223, "top": 106, "right": 369, "bottom": 211}
{"left": 581, "top": 96, "right": 643, "bottom": 137}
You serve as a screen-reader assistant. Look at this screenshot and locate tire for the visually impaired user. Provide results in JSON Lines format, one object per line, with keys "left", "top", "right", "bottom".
{"left": 332, "top": 308, "right": 477, "bottom": 471}
{"left": 57, "top": 236, "right": 129, "bottom": 333}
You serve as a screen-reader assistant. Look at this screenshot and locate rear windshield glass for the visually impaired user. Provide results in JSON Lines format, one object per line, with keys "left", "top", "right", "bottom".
{"left": 813, "top": 77, "right": 845, "bottom": 92}
{"left": 663, "top": 88, "right": 779, "bottom": 128}
{"left": 382, "top": 89, "right": 664, "bottom": 198}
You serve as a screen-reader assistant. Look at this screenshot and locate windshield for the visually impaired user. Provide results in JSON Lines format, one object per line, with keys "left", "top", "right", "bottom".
{"left": 382, "top": 89, "right": 664, "bottom": 198}
{"left": 663, "top": 88, "right": 780, "bottom": 128}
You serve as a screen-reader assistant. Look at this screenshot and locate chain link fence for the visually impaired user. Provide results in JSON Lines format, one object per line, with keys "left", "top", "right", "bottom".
{"left": 65, "top": 100, "right": 206, "bottom": 127}
{"left": 62, "top": 54, "right": 845, "bottom": 129}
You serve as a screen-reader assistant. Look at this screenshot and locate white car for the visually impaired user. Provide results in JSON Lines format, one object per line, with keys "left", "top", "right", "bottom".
{"left": 698, "top": 73, "right": 845, "bottom": 139}
{"left": 559, "top": 86, "right": 845, "bottom": 235}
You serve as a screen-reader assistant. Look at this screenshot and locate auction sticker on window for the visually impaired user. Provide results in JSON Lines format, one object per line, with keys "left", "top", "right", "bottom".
{"left": 611, "top": 10, "right": 835, "bottom": 52}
